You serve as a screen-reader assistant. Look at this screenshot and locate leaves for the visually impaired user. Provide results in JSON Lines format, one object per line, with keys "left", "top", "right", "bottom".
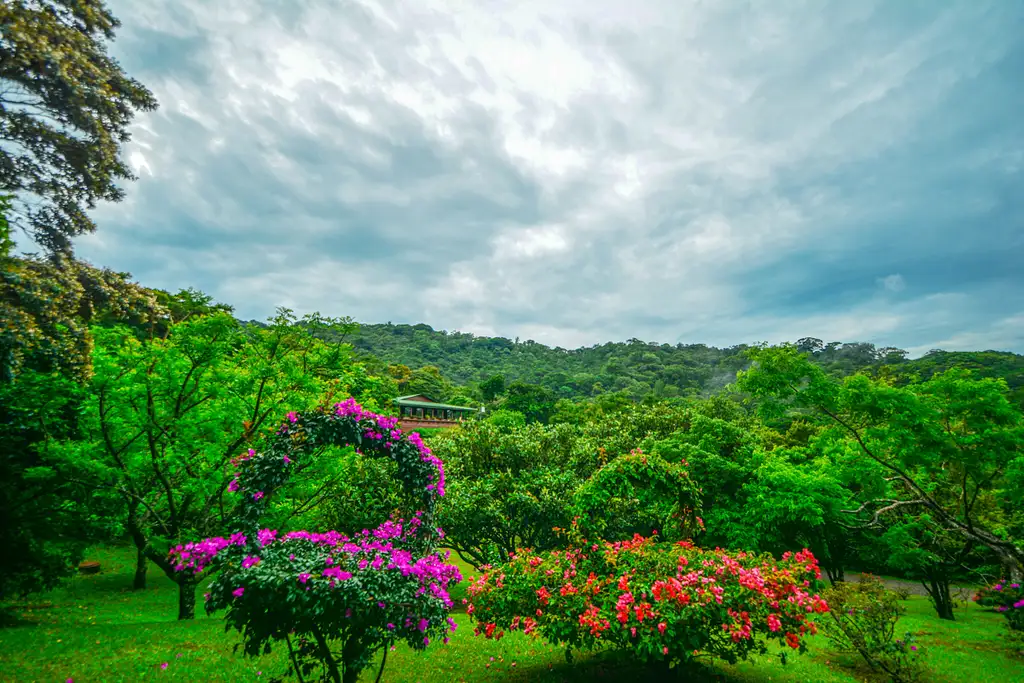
{"left": 737, "top": 343, "right": 1024, "bottom": 582}
{"left": 0, "top": 0, "right": 157, "bottom": 254}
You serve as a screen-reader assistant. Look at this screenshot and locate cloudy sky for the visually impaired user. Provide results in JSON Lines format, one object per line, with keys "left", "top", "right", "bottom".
{"left": 75, "top": 0, "right": 1023, "bottom": 355}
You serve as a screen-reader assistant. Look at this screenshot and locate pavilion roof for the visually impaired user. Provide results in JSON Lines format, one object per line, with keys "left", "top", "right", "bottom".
{"left": 393, "top": 395, "right": 477, "bottom": 411}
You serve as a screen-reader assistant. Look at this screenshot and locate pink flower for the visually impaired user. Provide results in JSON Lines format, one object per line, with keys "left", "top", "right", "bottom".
{"left": 232, "top": 587, "right": 245, "bottom": 598}
{"left": 253, "top": 491, "right": 264, "bottom": 501}
{"left": 160, "top": 662, "right": 168, "bottom": 670}
{"left": 228, "top": 479, "right": 239, "bottom": 492}
{"left": 298, "top": 573, "right": 311, "bottom": 584}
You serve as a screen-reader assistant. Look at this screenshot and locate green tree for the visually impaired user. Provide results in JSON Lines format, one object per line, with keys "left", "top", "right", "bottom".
{"left": 741, "top": 451, "right": 852, "bottom": 583}
{"left": 501, "top": 381, "right": 556, "bottom": 423}
{"left": 405, "top": 365, "right": 451, "bottom": 401}
{"left": 1, "top": 196, "right": 164, "bottom": 383}
{"left": 0, "top": 370, "right": 119, "bottom": 597}
{"left": 649, "top": 414, "right": 760, "bottom": 549}
{"left": 60, "top": 310, "right": 385, "bottom": 619}
{"left": 431, "top": 420, "right": 594, "bottom": 566}
{"left": 737, "top": 344, "right": 1024, "bottom": 589}
{"left": 480, "top": 373, "right": 506, "bottom": 402}
{"left": 0, "top": 0, "right": 157, "bottom": 254}
{"left": 573, "top": 449, "right": 702, "bottom": 542}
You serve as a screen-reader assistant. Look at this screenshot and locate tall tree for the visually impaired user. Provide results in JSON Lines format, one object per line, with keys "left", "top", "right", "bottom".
{"left": 60, "top": 310, "right": 392, "bottom": 619}
{"left": 0, "top": 197, "right": 165, "bottom": 596}
{"left": 0, "top": 369, "right": 118, "bottom": 598}
{"left": 1, "top": 196, "right": 164, "bottom": 382}
{"left": 480, "top": 373, "right": 506, "bottom": 402}
{"left": 0, "top": 0, "right": 157, "bottom": 254}
{"left": 737, "top": 344, "right": 1024, "bottom": 585}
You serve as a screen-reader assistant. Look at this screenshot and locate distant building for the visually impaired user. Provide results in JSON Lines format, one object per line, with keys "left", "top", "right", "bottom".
{"left": 393, "top": 394, "right": 476, "bottom": 430}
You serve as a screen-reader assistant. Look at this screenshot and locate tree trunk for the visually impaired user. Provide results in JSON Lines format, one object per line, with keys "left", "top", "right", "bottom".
{"left": 312, "top": 627, "right": 342, "bottom": 683}
{"left": 177, "top": 578, "right": 197, "bottom": 620}
{"left": 923, "top": 570, "right": 955, "bottom": 621}
{"left": 133, "top": 547, "right": 147, "bottom": 590}
{"left": 1004, "top": 557, "right": 1024, "bottom": 584}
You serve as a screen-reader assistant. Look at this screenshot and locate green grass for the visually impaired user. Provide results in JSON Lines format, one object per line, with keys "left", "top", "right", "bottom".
{"left": 1, "top": 546, "right": 1021, "bottom": 683}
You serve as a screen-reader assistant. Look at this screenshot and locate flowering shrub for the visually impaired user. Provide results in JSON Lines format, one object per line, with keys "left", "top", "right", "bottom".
{"left": 466, "top": 532, "right": 828, "bottom": 668}
{"left": 974, "top": 582, "right": 1024, "bottom": 631}
{"left": 169, "top": 399, "right": 461, "bottom": 683}
{"left": 822, "top": 575, "right": 927, "bottom": 682}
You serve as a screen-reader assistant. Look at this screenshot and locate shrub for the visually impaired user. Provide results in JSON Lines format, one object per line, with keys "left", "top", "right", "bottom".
{"left": 431, "top": 420, "right": 593, "bottom": 567}
{"left": 974, "top": 582, "right": 1024, "bottom": 631}
{"left": 466, "top": 531, "right": 828, "bottom": 668}
{"left": 169, "top": 400, "right": 461, "bottom": 683}
{"left": 822, "top": 575, "right": 927, "bottom": 682}
{"left": 572, "top": 449, "right": 703, "bottom": 542}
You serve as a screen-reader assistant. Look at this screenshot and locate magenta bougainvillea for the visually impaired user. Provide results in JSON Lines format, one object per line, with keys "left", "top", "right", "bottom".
{"left": 169, "top": 399, "right": 460, "bottom": 683}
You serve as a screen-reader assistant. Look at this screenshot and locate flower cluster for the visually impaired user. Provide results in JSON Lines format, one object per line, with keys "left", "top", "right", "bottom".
{"left": 466, "top": 533, "right": 828, "bottom": 666}
{"left": 169, "top": 400, "right": 458, "bottom": 683}
{"left": 197, "top": 516, "right": 462, "bottom": 646}
{"left": 974, "top": 581, "right": 1024, "bottom": 631}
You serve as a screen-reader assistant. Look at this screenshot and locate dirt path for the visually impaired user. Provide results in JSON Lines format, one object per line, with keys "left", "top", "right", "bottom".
{"left": 843, "top": 571, "right": 977, "bottom": 598}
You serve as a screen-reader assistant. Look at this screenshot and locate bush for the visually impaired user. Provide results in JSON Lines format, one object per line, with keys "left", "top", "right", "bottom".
{"left": 430, "top": 420, "right": 593, "bottom": 567}
{"left": 170, "top": 400, "right": 461, "bottom": 683}
{"left": 466, "top": 532, "right": 828, "bottom": 668}
{"left": 572, "top": 449, "right": 703, "bottom": 542}
{"left": 822, "top": 575, "right": 927, "bottom": 682}
{"left": 974, "top": 581, "right": 1024, "bottom": 631}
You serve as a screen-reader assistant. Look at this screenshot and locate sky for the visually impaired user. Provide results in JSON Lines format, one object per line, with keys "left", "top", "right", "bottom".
{"left": 70, "top": 0, "right": 1023, "bottom": 355}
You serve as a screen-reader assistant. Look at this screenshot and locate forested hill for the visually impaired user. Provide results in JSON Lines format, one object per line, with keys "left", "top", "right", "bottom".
{"left": 337, "top": 322, "right": 1024, "bottom": 404}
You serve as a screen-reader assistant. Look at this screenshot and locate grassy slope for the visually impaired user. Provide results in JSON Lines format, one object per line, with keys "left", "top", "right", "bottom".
{"left": 1, "top": 546, "right": 1021, "bottom": 683}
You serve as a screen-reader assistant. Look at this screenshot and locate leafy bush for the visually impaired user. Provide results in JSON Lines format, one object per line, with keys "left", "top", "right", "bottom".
{"left": 313, "top": 453, "right": 407, "bottom": 535}
{"left": 466, "top": 531, "right": 828, "bottom": 668}
{"left": 974, "top": 582, "right": 1024, "bottom": 631}
{"left": 431, "top": 420, "right": 594, "bottom": 567}
{"left": 822, "top": 575, "right": 927, "bottom": 682}
{"left": 572, "top": 449, "right": 703, "bottom": 542}
{"left": 170, "top": 400, "right": 461, "bottom": 683}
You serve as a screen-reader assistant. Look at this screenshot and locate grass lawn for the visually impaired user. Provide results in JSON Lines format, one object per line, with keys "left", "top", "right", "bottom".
{"left": 1, "top": 546, "right": 1021, "bottom": 683}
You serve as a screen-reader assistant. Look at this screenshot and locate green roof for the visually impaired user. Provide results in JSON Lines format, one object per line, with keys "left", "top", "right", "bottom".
{"left": 393, "top": 395, "right": 477, "bottom": 411}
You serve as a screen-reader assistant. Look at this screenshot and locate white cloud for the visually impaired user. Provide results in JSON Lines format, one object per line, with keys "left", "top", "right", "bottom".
{"left": 72, "top": 0, "right": 1024, "bottom": 355}
{"left": 879, "top": 274, "right": 906, "bottom": 293}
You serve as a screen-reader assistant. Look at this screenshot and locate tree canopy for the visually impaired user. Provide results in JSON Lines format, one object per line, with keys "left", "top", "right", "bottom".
{"left": 0, "top": 0, "right": 156, "bottom": 254}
